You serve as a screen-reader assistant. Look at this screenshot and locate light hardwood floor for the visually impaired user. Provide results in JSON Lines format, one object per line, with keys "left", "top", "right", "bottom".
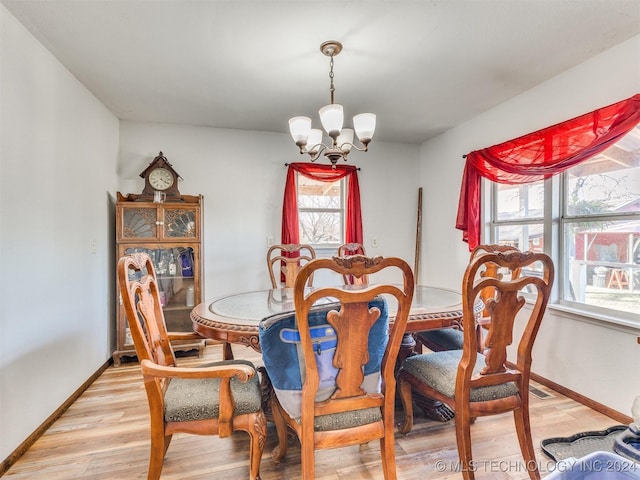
{"left": 3, "top": 344, "right": 622, "bottom": 479}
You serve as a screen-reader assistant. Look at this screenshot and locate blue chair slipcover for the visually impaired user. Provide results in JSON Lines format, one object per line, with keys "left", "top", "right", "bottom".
{"left": 259, "top": 297, "right": 389, "bottom": 420}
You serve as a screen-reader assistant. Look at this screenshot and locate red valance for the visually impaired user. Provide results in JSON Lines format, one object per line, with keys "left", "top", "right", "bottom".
{"left": 456, "top": 94, "right": 640, "bottom": 250}
{"left": 282, "top": 162, "right": 363, "bottom": 246}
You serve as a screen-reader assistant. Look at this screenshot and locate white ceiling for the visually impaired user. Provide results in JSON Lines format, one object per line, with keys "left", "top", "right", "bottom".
{"left": 3, "top": 0, "right": 640, "bottom": 144}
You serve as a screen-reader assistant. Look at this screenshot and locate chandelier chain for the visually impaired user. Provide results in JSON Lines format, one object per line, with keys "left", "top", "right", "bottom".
{"left": 329, "top": 54, "right": 335, "bottom": 105}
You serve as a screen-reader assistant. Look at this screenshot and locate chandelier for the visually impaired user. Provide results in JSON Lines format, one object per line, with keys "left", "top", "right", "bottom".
{"left": 288, "top": 41, "right": 376, "bottom": 169}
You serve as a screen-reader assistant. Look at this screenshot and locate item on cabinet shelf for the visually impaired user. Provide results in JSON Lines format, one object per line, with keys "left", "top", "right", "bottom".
{"left": 157, "top": 251, "right": 168, "bottom": 275}
{"left": 180, "top": 249, "right": 194, "bottom": 277}
{"left": 159, "top": 291, "right": 167, "bottom": 307}
{"left": 153, "top": 190, "right": 166, "bottom": 203}
{"left": 186, "top": 286, "right": 195, "bottom": 307}
{"left": 169, "top": 254, "right": 177, "bottom": 276}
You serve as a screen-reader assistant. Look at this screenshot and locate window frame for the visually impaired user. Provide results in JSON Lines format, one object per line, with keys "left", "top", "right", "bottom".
{"left": 486, "top": 166, "right": 640, "bottom": 327}
{"left": 296, "top": 172, "right": 346, "bottom": 249}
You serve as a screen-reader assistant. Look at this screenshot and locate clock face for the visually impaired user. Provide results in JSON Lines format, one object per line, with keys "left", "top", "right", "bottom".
{"left": 148, "top": 168, "right": 174, "bottom": 191}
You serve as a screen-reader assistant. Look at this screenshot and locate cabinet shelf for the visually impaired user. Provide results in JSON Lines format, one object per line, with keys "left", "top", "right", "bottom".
{"left": 114, "top": 193, "right": 204, "bottom": 366}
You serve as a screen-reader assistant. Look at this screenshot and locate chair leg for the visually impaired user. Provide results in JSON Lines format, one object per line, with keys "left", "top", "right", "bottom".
{"left": 379, "top": 423, "right": 398, "bottom": 480}
{"left": 147, "top": 428, "right": 170, "bottom": 480}
{"left": 300, "top": 435, "right": 316, "bottom": 480}
{"left": 270, "top": 399, "right": 289, "bottom": 464}
{"left": 514, "top": 405, "right": 540, "bottom": 480}
{"left": 397, "top": 378, "right": 414, "bottom": 434}
{"left": 247, "top": 411, "right": 267, "bottom": 480}
{"left": 455, "top": 413, "right": 475, "bottom": 480}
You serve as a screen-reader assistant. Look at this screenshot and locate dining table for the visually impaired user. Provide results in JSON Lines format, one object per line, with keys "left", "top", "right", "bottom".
{"left": 191, "top": 284, "right": 482, "bottom": 421}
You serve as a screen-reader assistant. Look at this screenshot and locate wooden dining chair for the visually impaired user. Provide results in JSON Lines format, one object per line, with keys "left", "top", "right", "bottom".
{"left": 267, "top": 243, "right": 316, "bottom": 288}
{"left": 118, "top": 252, "right": 266, "bottom": 480}
{"left": 337, "top": 242, "right": 368, "bottom": 285}
{"left": 397, "top": 249, "right": 554, "bottom": 480}
{"left": 260, "top": 255, "right": 414, "bottom": 479}
{"left": 415, "top": 244, "right": 521, "bottom": 353}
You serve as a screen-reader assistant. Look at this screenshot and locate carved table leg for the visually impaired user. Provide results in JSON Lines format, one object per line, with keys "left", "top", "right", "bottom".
{"left": 412, "top": 392, "right": 455, "bottom": 422}
{"left": 397, "top": 333, "right": 417, "bottom": 373}
{"left": 222, "top": 341, "right": 234, "bottom": 360}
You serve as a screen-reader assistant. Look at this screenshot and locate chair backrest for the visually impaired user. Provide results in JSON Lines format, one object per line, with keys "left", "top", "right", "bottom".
{"left": 262, "top": 255, "right": 414, "bottom": 421}
{"left": 337, "top": 243, "right": 368, "bottom": 285}
{"left": 337, "top": 243, "right": 366, "bottom": 256}
{"left": 459, "top": 249, "right": 553, "bottom": 391}
{"left": 469, "top": 244, "right": 522, "bottom": 321}
{"left": 267, "top": 244, "right": 316, "bottom": 288}
{"left": 118, "top": 252, "right": 176, "bottom": 368}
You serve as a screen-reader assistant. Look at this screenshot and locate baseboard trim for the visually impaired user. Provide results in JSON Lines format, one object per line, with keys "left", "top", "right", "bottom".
{"left": 0, "top": 358, "right": 112, "bottom": 476}
{"left": 515, "top": 364, "right": 633, "bottom": 425}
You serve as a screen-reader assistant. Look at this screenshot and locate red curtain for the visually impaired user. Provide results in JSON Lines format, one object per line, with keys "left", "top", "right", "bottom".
{"left": 282, "top": 162, "right": 363, "bottom": 246}
{"left": 456, "top": 94, "right": 640, "bottom": 250}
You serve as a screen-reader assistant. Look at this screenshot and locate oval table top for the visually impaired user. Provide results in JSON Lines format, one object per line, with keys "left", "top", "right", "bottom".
{"left": 191, "top": 285, "right": 478, "bottom": 349}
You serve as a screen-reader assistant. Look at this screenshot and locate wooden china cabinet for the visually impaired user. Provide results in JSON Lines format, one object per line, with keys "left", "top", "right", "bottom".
{"left": 113, "top": 192, "right": 205, "bottom": 366}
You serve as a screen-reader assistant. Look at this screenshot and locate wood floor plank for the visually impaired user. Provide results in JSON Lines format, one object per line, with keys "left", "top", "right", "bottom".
{"left": 3, "top": 344, "right": 624, "bottom": 479}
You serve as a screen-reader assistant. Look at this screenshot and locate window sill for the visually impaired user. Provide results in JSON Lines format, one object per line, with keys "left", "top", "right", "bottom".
{"left": 547, "top": 302, "right": 640, "bottom": 335}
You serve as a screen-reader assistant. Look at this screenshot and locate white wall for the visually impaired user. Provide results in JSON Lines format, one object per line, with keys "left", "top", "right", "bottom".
{"left": 118, "top": 122, "right": 421, "bottom": 299}
{"left": 419, "top": 34, "right": 640, "bottom": 415}
{"left": 0, "top": 4, "right": 119, "bottom": 461}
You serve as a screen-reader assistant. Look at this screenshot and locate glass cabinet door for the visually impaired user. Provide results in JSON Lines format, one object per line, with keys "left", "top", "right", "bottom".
{"left": 120, "top": 206, "right": 159, "bottom": 239}
{"left": 163, "top": 206, "right": 198, "bottom": 239}
{"left": 123, "top": 246, "right": 197, "bottom": 335}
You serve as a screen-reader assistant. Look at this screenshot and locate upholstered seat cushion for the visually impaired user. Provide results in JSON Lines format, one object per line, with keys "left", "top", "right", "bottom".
{"left": 164, "top": 359, "right": 262, "bottom": 422}
{"left": 400, "top": 351, "right": 519, "bottom": 402}
{"left": 417, "top": 328, "right": 464, "bottom": 350}
{"left": 314, "top": 407, "right": 382, "bottom": 431}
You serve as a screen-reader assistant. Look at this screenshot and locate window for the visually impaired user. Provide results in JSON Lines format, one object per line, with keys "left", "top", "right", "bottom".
{"left": 296, "top": 173, "right": 345, "bottom": 247}
{"left": 489, "top": 124, "right": 640, "bottom": 321}
{"left": 493, "top": 180, "right": 545, "bottom": 252}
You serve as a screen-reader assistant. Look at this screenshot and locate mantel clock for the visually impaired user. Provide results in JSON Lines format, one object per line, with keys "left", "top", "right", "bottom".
{"left": 140, "top": 151, "right": 181, "bottom": 199}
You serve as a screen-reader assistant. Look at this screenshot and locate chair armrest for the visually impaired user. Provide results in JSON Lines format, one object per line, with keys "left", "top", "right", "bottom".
{"left": 140, "top": 359, "right": 255, "bottom": 382}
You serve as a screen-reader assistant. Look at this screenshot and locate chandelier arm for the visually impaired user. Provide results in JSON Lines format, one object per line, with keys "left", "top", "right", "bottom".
{"left": 306, "top": 143, "right": 330, "bottom": 162}
{"left": 338, "top": 142, "right": 370, "bottom": 153}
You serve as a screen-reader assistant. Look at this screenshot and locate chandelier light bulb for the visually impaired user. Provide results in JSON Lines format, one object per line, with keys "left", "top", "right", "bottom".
{"left": 289, "top": 116, "right": 312, "bottom": 146}
{"left": 353, "top": 113, "right": 376, "bottom": 144}
{"left": 319, "top": 104, "right": 344, "bottom": 138}
{"left": 307, "top": 129, "right": 323, "bottom": 155}
{"left": 337, "top": 128, "right": 354, "bottom": 153}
